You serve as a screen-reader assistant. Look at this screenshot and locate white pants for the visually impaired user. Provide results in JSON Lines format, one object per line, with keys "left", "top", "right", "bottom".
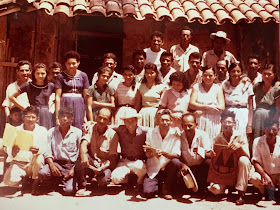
{"left": 3, "top": 154, "right": 44, "bottom": 187}
{"left": 208, "top": 156, "right": 252, "bottom": 194}
{"left": 250, "top": 172, "right": 280, "bottom": 194}
{"left": 111, "top": 159, "right": 146, "bottom": 184}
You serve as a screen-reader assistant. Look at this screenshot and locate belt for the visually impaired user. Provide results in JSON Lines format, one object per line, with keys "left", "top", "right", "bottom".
{"left": 55, "top": 160, "right": 74, "bottom": 165}
{"left": 226, "top": 105, "right": 247, "bottom": 109}
{"left": 62, "top": 93, "right": 82, "bottom": 97}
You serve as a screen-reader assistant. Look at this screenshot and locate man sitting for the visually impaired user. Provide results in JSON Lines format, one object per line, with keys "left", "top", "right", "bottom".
{"left": 208, "top": 111, "right": 251, "bottom": 205}
{"left": 38, "top": 107, "right": 81, "bottom": 195}
{"left": 3, "top": 106, "right": 47, "bottom": 195}
{"left": 75, "top": 108, "right": 118, "bottom": 196}
{"left": 143, "top": 109, "right": 181, "bottom": 200}
{"left": 111, "top": 108, "right": 147, "bottom": 191}
{"left": 180, "top": 113, "right": 213, "bottom": 193}
{"left": 250, "top": 119, "right": 280, "bottom": 201}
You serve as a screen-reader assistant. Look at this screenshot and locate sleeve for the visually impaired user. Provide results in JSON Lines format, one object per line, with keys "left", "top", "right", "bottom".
{"left": 171, "top": 138, "right": 181, "bottom": 156}
{"left": 82, "top": 72, "right": 90, "bottom": 89}
{"left": 81, "top": 125, "right": 93, "bottom": 144}
{"left": 159, "top": 89, "right": 169, "bottom": 107}
{"left": 251, "top": 138, "right": 262, "bottom": 164}
{"left": 247, "top": 83, "right": 254, "bottom": 97}
{"left": 55, "top": 73, "right": 63, "bottom": 89}
{"left": 19, "top": 82, "right": 29, "bottom": 93}
{"left": 201, "top": 132, "right": 212, "bottom": 152}
{"left": 44, "top": 129, "right": 54, "bottom": 159}
{"left": 87, "top": 85, "right": 94, "bottom": 96}
{"left": 108, "top": 85, "right": 115, "bottom": 96}
{"left": 201, "top": 52, "right": 207, "bottom": 67}
{"left": 49, "top": 82, "right": 55, "bottom": 93}
{"left": 273, "top": 86, "right": 280, "bottom": 99}
{"left": 38, "top": 127, "right": 49, "bottom": 157}
{"left": 109, "top": 132, "right": 119, "bottom": 155}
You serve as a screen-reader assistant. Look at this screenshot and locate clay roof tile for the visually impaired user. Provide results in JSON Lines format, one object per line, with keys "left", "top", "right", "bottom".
{"left": 39, "top": 1, "right": 54, "bottom": 13}
{"left": 53, "top": 4, "right": 70, "bottom": 16}
{"left": 123, "top": 4, "right": 136, "bottom": 16}
{"left": 185, "top": 8, "right": 202, "bottom": 22}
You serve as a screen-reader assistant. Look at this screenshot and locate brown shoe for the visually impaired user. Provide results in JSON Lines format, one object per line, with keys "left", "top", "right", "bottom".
{"left": 162, "top": 183, "right": 173, "bottom": 200}
{"left": 164, "top": 194, "right": 173, "bottom": 200}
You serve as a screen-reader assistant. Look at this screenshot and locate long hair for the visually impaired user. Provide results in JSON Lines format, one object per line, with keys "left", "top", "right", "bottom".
{"left": 142, "top": 63, "right": 161, "bottom": 85}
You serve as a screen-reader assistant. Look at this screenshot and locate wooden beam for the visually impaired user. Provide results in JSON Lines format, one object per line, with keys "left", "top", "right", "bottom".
{"left": 0, "top": 61, "right": 17, "bottom": 67}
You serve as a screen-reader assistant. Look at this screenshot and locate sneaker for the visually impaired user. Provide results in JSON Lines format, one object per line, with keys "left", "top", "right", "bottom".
{"left": 75, "top": 189, "right": 91, "bottom": 197}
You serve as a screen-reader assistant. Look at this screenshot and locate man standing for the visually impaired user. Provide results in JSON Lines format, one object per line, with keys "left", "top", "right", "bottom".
{"left": 3, "top": 106, "right": 47, "bottom": 195}
{"left": 111, "top": 108, "right": 147, "bottom": 190}
{"left": 143, "top": 109, "right": 181, "bottom": 200}
{"left": 92, "top": 53, "right": 123, "bottom": 91}
{"left": 144, "top": 31, "right": 166, "bottom": 70}
{"left": 250, "top": 120, "right": 280, "bottom": 201}
{"left": 208, "top": 111, "right": 251, "bottom": 205}
{"left": 214, "top": 60, "right": 229, "bottom": 84}
{"left": 184, "top": 52, "right": 203, "bottom": 88}
{"left": 246, "top": 55, "right": 262, "bottom": 85}
{"left": 38, "top": 107, "right": 81, "bottom": 195}
{"left": 158, "top": 51, "right": 176, "bottom": 86}
{"left": 75, "top": 108, "right": 118, "bottom": 195}
{"left": 202, "top": 31, "right": 238, "bottom": 70}
{"left": 132, "top": 49, "right": 146, "bottom": 83}
{"left": 2, "top": 60, "right": 31, "bottom": 119}
{"left": 180, "top": 113, "right": 213, "bottom": 192}
{"left": 170, "top": 26, "right": 199, "bottom": 72}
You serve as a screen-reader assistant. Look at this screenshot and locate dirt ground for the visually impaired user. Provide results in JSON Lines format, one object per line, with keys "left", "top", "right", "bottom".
{"left": 0, "top": 160, "right": 279, "bottom": 210}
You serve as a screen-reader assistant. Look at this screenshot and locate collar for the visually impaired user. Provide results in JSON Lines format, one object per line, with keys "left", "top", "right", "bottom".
{"left": 55, "top": 125, "right": 75, "bottom": 138}
{"left": 209, "top": 49, "right": 226, "bottom": 58}
{"left": 170, "top": 87, "right": 187, "bottom": 98}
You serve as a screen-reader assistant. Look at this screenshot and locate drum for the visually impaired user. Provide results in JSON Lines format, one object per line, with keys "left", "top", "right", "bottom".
{"left": 207, "top": 144, "right": 241, "bottom": 186}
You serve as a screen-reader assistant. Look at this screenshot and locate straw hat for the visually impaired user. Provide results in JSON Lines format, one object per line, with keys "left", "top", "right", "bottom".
{"left": 181, "top": 166, "right": 198, "bottom": 192}
{"left": 210, "top": 31, "right": 231, "bottom": 44}
{"left": 120, "top": 107, "right": 141, "bottom": 120}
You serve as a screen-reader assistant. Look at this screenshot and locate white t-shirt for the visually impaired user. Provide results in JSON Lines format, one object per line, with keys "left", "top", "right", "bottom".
{"left": 144, "top": 47, "right": 166, "bottom": 71}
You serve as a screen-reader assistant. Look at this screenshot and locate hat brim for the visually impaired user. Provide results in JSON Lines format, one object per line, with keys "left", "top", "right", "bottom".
{"left": 181, "top": 167, "right": 198, "bottom": 192}
{"left": 120, "top": 114, "right": 141, "bottom": 120}
{"left": 210, "top": 33, "right": 231, "bottom": 44}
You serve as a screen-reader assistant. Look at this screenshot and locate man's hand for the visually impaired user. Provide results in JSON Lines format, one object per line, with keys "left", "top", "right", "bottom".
{"left": 180, "top": 163, "right": 189, "bottom": 173}
{"left": 194, "top": 110, "right": 203, "bottom": 118}
{"left": 12, "top": 145, "right": 20, "bottom": 157}
{"left": 81, "top": 154, "right": 89, "bottom": 168}
{"left": 263, "top": 173, "right": 273, "bottom": 186}
{"left": 205, "top": 150, "right": 216, "bottom": 158}
{"left": 229, "top": 142, "right": 241, "bottom": 151}
{"left": 29, "top": 146, "right": 39, "bottom": 154}
{"left": 65, "top": 167, "right": 74, "bottom": 180}
{"left": 50, "top": 164, "right": 62, "bottom": 177}
{"left": 145, "top": 149, "right": 154, "bottom": 158}
{"left": 246, "top": 125, "right": 252, "bottom": 134}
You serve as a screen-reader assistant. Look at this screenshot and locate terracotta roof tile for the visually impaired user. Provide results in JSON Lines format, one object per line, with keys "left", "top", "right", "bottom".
{"left": 0, "top": 0, "right": 278, "bottom": 24}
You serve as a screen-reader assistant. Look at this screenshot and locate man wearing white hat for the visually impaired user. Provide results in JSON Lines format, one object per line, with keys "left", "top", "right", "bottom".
{"left": 111, "top": 107, "right": 148, "bottom": 191}
{"left": 201, "top": 31, "right": 238, "bottom": 70}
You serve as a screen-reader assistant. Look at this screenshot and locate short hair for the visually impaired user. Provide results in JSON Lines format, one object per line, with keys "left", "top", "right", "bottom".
{"left": 97, "top": 107, "right": 112, "bottom": 119}
{"left": 181, "top": 112, "right": 196, "bottom": 123}
{"left": 181, "top": 26, "right": 193, "bottom": 35}
{"left": 32, "top": 63, "right": 48, "bottom": 84}
{"left": 142, "top": 62, "right": 161, "bottom": 85}
{"left": 189, "top": 52, "right": 202, "bottom": 62}
{"left": 103, "top": 53, "right": 117, "bottom": 62}
{"left": 58, "top": 107, "right": 74, "bottom": 117}
{"left": 228, "top": 63, "right": 243, "bottom": 73}
{"left": 10, "top": 106, "right": 22, "bottom": 114}
{"left": 217, "top": 59, "right": 229, "bottom": 68}
{"left": 157, "top": 109, "right": 172, "bottom": 117}
{"left": 22, "top": 105, "right": 39, "bottom": 117}
{"left": 16, "top": 60, "right": 32, "bottom": 71}
{"left": 160, "top": 51, "right": 174, "bottom": 61}
{"left": 201, "top": 66, "right": 215, "bottom": 74}
{"left": 132, "top": 49, "right": 146, "bottom": 60}
{"left": 150, "top": 31, "right": 163, "bottom": 40}
{"left": 49, "top": 62, "right": 62, "bottom": 70}
{"left": 169, "top": 71, "right": 189, "bottom": 91}
{"left": 64, "top": 51, "right": 80, "bottom": 62}
{"left": 221, "top": 110, "right": 236, "bottom": 121}
{"left": 247, "top": 54, "right": 260, "bottom": 63}
{"left": 121, "top": 65, "right": 137, "bottom": 90}
{"left": 264, "top": 119, "right": 279, "bottom": 128}
{"left": 97, "top": 66, "right": 113, "bottom": 75}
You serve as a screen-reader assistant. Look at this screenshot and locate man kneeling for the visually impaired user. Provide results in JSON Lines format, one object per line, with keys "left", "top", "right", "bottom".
{"left": 38, "top": 107, "right": 82, "bottom": 195}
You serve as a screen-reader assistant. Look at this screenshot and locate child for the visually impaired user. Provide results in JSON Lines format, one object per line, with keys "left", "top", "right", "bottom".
{"left": 10, "top": 63, "right": 55, "bottom": 129}
{"left": 115, "top": 65, "right": 140, "bottom": 125}
{"left": 158, "top": 72, "right": 191, "bottom": 128}
{"left": 86, "top": 66, "right": 115, "bottom": 121}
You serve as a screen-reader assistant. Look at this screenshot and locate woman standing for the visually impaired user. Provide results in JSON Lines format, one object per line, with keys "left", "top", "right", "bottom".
{"left": 136, "top": 63, "right": 166, "bottom": 127}
{"left": 253, "top": 64, "right": 280, "bottom": 138}
{"left": 189, "top": 66, "right": 225, "bottom": 141}
{"left": 10, "top": 63, "right": 54, "bottom": 129}
{"left": 222, "top": 63, "right": 254, "bottom": 134}
{"left": 55, "top": 51, "right": 89, "bottom": 130}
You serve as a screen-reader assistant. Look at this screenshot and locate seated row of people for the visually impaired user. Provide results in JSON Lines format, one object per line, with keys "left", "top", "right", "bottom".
{"left": 2, "top": 106, "right": 280, "bottom": 206}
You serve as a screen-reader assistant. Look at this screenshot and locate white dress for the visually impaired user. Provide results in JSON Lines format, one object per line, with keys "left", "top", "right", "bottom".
{"left": 222, "top": 80, "right": 254, "bottom": 133}
{"left": 115, "top": 82, "right": 138, "bottom": 125}
{"left": 193, "top": 83, "right": 222, "bottom": 142}
{"left": 138, "top": 83, "right": 166, "bottom": 127}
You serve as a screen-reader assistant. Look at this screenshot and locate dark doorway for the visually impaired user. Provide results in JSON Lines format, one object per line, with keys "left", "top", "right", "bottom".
{"left": 75, "top": 16, "right": 123, "bottom": 83}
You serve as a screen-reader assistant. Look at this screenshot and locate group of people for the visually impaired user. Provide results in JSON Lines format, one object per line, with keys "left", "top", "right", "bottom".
{"left": 1, "top": 26, "right": 280, "bottom": 205}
